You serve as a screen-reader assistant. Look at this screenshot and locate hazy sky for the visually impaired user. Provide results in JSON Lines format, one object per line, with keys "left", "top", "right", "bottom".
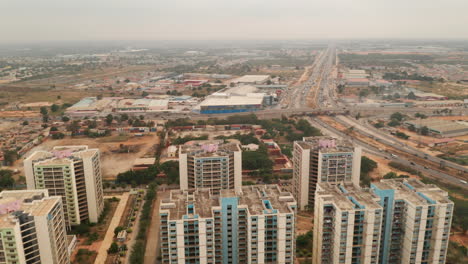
{"left": 1, "top": 0, "right": 467, "bottom": 43}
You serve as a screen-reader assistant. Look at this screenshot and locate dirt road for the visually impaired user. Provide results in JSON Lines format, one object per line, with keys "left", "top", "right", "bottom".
{"left": 94, "top": 193, "right": 129, "bottom": 264}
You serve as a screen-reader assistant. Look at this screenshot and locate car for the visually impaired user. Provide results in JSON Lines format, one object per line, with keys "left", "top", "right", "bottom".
{"left": 460, "top": 180, "right": 468, "bottom": 184}
{"left": 391, "top": 154, "right": 398, "bottom": 158}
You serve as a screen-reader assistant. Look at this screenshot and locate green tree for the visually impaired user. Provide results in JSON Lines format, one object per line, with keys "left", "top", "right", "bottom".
{"left": 390, "top": 112, "right": 404, "bottom": 121}
{"left": 0, "top": 170, "right": 15, "bottom": 189}
{"left": 142, "top": 91, "right": 149, "bottom": 97}
{"left": 97, "top": 94, "right": 103, "bottom": 100}
{"left": 420, "top": 126, "right": 429, "bottom": 136}
{"left": 407, "top": 91, "right": 416, "bottom": 100}
{"left": 106, "top": 114, "right": 114, "bottom": 125}
{"left": 108, "top": 242, "right": 119, "bottom": 254}
{"left": 360, "top": 156, "right": 377, "bottom": 186}
{"left": 40, "top": 106, "right": 48, "bottom": 116}
{"left": 22, "top": 121, "right": 29, "bottom": 126}
{"left": 61, "top": 116, "right": 70, "bottom": 122}
{"left": 50, "top": 104, "right": 59, "bottom": 112}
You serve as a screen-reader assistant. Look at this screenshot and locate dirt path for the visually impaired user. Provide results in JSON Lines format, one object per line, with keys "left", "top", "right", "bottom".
{"left": 144, "top": 191, "right": 167, "bottom": 264}
{"left": 94, "top": 193, "right": 129, "bottom": 264}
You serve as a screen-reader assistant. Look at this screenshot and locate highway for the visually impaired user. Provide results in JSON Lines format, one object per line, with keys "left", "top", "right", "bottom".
{"left": 310, "top": 117, "right": 468, "bottom": 189}
{"left": 334, "top": 115, "right": 468, "bottom": 175}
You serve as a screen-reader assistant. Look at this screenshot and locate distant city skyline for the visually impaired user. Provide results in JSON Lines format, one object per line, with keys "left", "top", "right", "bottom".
{"left": 1, "top": 0, "right": 468, "bottom": 43}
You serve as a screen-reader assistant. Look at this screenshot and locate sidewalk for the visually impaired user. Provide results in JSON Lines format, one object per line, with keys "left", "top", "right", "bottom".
{"left": 94, "top": 192, "right": 129, "bottom": 264}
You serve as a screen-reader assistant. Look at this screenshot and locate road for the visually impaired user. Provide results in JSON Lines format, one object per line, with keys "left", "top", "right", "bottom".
{"left": 94, "top": 192, "right": 130, "bottom": 264}
{"left": 310, "top": 117, "right": 468, "bottom": 189}
{"left": 335, "top": 115, "right": 468, "bottom": 175}
{"left": 144, "top": 191, "right": 166, "bottom": 264}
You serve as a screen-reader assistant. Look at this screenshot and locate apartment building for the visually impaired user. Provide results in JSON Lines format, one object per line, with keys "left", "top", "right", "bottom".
{"left": 313, "top": 179, "right": 453, "bottom": 264}
{"left": 159, "top": 185, "right": 297, "bottom": 264}
{"left": 313, "top": 182, "right": 383, "bottom": 264}
{"left": 179, "top": 141, "right": 242, "bottom": 193}
{"left": 0, "top": 189, "right": 69, "bottom": 264}
{"left": 293, "top": 137, "right": 362, "bottom": 210}
{"left": 371, "top": 179, "right": 453, "bottom": 264}
{"left": 24, "top": 146, "right": 104, "bottom": 227}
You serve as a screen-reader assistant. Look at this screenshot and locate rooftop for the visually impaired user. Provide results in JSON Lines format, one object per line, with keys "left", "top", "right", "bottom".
{"left": 405, "top": 119, "right": 468, "bottom": 134}
{"left": 25, "top": 145, "right": 98, "bottom": 166}
{"left": 372, "top": 178, "right": 452, "bottom": 205}
{"left": 316, "top": 182, "right": 381, "bottom": 210}
{"left": 296, "top": 136, "right": 356, "bottom": 153}
{"left": 180, "top": 141, "right": 240, "bottom": 157}
{"left": 231, "top": 75, "right": 270, "bottom": 84}
{"left": 160, "top": 185, "right": 296, "bottom": 220}
{"left": 199, "top": 94, "right": 264, "bottom": 107}
{"left": 0, "top": 190, "right": 61, "bottom": 228}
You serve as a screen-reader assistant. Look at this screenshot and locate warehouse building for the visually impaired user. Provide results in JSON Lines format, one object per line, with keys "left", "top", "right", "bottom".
{"left": 405, "top": 119, "right": 468, "bottom": 137}
{"left": 198, "top": 93, "right": 264, "bottom": 114}
{"left": 230, "top": 75, "right": 270, "bottom": 84}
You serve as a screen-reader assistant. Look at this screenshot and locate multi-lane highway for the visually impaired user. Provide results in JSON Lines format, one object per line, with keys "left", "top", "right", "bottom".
{"left": 309, "top": 116, "right": 468, "bottom": 189}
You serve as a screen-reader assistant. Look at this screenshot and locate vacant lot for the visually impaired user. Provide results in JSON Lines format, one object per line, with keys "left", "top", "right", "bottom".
{"left": 17, "top": 134, "right": 159, "bottom": 180}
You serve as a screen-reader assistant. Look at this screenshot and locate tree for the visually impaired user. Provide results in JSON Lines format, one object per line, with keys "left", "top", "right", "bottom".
{"left": 50, "top": 104, "right": 59, "bottom": 112}
{"left": 67, "top": 121, "right": 81, "bottom": 135}
{"left": 0, "top": 170, "right": 15, "bottom": 189}
{"left": 40, "top": 107, "right": 48, "bottom": 116}
{"left": 114, "top": 226, "right": 125, "bottom": 236}
{"left": 407, "top": 91, "right": 416, "bottom": 100}
{"left": 106, "top": 114, "right": 113, "bottom": 125}
{"left": 360, "top": 156, "right": 377, "bottom": 186}
{"left": 22, "top": 121, "right": 29, "bottom": 126}
{"left": 57, "top": 95, "right": 61, "bottom": 99}
{"left": 420, "top": 126, "right": 429, "bottom": 136}
{"left": 390, "top": 112, "right": 404, "bottom": 121}
{"left": 97, "top": 94, "right": 103, "bottom": 100}
{"left": 42, "top": 115, "right": 49, "bottom": 123}
{"left": 61, "top": 116, "right": 70, "bottom": 122}
{"left": 120, "top": 114, "right": 129, "bottom": 121}
{"left": 108, "top": 242, "right": 119, "bottom": 254}
{"left": 142, "top": 91, "right": 149, "bottom": 97}
{"left": 52, "top": 133, "right": 65, "bottom": 139}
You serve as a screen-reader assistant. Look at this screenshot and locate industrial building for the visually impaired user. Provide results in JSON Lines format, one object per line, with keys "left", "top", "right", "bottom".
{"left": 0, "top": 189, "right": 70, "bottom": 264}
{"left": 344, "top": 69, "right": 369, "bottom": 79}
{"left": 230, "top": 75, "right": 270, "bottom": 84}
{"left": 404, "top": 119, "right": 468, "bottom": 137}
{"left": 66, "top": 96, "right": 169, "bottom": 116}
{"left": 313, "top": 179, "right": 453, "bottom": 264}
{"left": 198, "top": 93, "right": 264, "bottom": 114}
{"left": 115, "top": 98, "right": 169, "bottom": 112}
{"left": 292, "top": 137, "right": 362, "bottom": 210}
{"left": 179, "top": 141, "right": 242, "bottom": 193}
{"left": 345, "top": 78, "right": 370, "bottom": 87}
{"left": 24, "top": 146, "right": 104, "bottom": 227}
{"left": 197, "top": 85, "right": 278, "bottom": 114}
{"left": 159, "top": 185, "right": 297, "bottom": 264}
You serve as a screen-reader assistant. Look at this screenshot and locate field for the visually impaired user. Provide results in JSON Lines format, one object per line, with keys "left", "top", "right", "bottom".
{"left": 407, "top": 81, "right": 468, "bottom": 99}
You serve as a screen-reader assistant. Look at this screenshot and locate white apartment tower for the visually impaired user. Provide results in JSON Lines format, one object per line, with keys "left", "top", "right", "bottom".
{"left": 159, "top": 185, "right": 297, "bottom": 264}
{"left": 293, "top": 137, "right": 362, "bottom": 210}
{"left": 0, "top": 189, "right": 69, "bottom": 264}
{"left": 179, "top": 141, "right": 242, "bottom": 193}
{"left": 313, "top": 182, "right": 383, "bottom": 264}
{"left": 24, "top": 146, "right": 104, "bottom": 227}
{"left": 313, "top": 179, "right": 453, "bottom": 264}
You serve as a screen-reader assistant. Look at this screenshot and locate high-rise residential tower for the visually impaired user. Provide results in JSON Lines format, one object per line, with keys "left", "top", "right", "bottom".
{"left": 313, "top": 182, "right": 383, "bottom": 264}
{"left": 371, "top": 179, "right": 453, "bottom": 264}
{"left": 178, "top": 141, "right": 242, "bottom": 193}
{"left": 159, "top": 185, "right": 297, "bottom": 264}
{"left": 0, "top": 189, "right": 69, "bottom": 264}
{"left": 24, "top": 146, "right": 104, "bottom": 227}
{"left": 292, "top": 137, "right": 362, "bottom": 210}
{"left": 313, "top": 179, "right": 453, "bottom": 264}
